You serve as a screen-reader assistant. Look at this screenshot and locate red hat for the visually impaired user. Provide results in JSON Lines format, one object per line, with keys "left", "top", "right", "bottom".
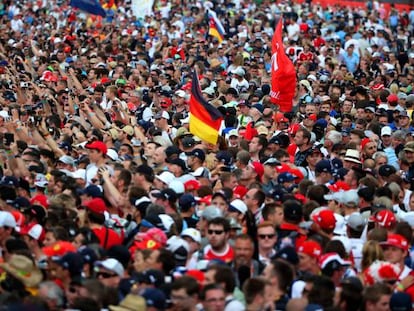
{"left": 275, "top": 163, "right": 291, "bottom": 174}
{"left": 312, "top": 209, "right": 336, "bottom": 230}
{"left": 101, "top": 77, "right": 111, "bottom": 85}
{"left": 186, "top": 269, "right": 205, "bottom": 284}
{"left": 360, "top": 138, "right": 371, "bottom": 150}
{"left": 274, "top": 112, "right": 289, "bottom": 123}
{"left": 319, "top": 252, "right": 351, "bottom": 269}
{"left": 30, "top": 194, "right": 49, "bottom": 208}
{"left": 250, "top": 161, "right": 264, "bottom": 180}
{"left": 289, "top": 167, "right": 304, "bottom": 182}
{"left": 85, "top": 140, "right": 108, "bottom": 155}
{"left": 380, "top": 233, "right": 409, "bottom": 252}
{"left": 20, "top": 223, "right": 45, "bottom": 242}
{"left": 294, "top": 193, "right": 307, "bottom": 204}
{"left": 297, "top": 240, "right": 322, "bottom": 258}
{"left": 371, "top": 83, "right": 384, "bottom": 91}
{"left": 372, "top": 209, "right": 396, "bottom": 229}
{"left": 10, "top": 210, "right": 25, "bottom": 227}
{"left": 328, "top": 181, "right": 351, "bottom": 192}
{"left": 129, "top": 238, "right": 162, "bottom": 256}
{"left": 288, "top": 123, "right": 301, "bottom": 136}
{"left": 84, "top": 198, "right": 107, "bottom": 214}
{"left": 233, "top": 185, "right": 248, "bottom": 199}
{"left": 197, "top": 195, "right": 212, "bottom": 205}
{"left": 387, "top": 94, "right": 398, "bottom": 103}
{"left": 42, "top": 241, "right": 77, "bottom": 257}
{"left": 184, "top": 179, "right": 201, "bottom": 191}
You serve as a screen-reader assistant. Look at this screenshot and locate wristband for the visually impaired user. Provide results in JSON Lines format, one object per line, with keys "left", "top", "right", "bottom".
{"left": 397, "top": 284, "right": 405, "bottom": 291}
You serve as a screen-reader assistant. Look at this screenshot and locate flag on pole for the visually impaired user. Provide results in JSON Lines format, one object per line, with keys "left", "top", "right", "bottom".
{"left": 189, "top": 71, "right": 223, "bottom": 145}
{"left": 70, "top": 0, "right": 107, "bottom": 17}
{"left": 208, "top": 10, "right": 225, "bottom": 43}
{"left": 270, "top": 17, "right": 296, "bottom": 112}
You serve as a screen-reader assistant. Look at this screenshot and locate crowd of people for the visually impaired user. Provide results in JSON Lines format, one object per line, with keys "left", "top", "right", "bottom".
{"left": 1, "top": 0, "right": 414, "bottom": 310}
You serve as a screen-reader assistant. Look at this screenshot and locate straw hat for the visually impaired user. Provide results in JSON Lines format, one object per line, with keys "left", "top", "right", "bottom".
{"left": 0, "top": 254, "right": 43, "bottom": 287}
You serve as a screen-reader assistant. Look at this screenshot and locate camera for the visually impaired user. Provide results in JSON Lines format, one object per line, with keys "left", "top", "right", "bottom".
{"left": 20, "top": 82, "right": 29, "bottom": 88}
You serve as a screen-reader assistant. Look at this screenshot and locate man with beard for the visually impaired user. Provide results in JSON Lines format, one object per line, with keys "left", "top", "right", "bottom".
{"left": 232, "top": 234, "right": 264, "bottom": 288}
{"left": 203, "top": 217, "right": 234, "bottom": 264}
{"left": 294, "top": 128, "right": 312, "bottom": 167}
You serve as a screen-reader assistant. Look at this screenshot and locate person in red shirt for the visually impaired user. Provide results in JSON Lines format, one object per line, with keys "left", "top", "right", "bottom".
{"left": 203, "top": 217, "right": 234, "bottom": 264}
{"left": 297, "top": 44, "right": 315, "bottom": 67}
{"left": 84, "top": 198, "right": 122, "bottom": 250}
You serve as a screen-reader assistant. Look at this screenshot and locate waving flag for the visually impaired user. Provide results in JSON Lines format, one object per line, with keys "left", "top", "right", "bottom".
{"left": 208, "top": 10, "right": 225, "bottom": 43}
{"left": 70, "top": 0, "right": 106, "bottom": 17}
{"left": 189, "top": 71, "right": 223, "bottom": 145}
{"left": 271, "top": 17, "right": 296, "bottom": 112}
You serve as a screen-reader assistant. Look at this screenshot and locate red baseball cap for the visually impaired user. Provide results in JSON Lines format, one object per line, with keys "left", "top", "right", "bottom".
{"left": 84, "top": 198, "right": 107, "bottom": 214}
{"left": 360, "top": 138, "right": 371, "bottom": 151}
{"left": 371, "top": 209, "right": 396, "bottom": 229}
{"left": 297, "top": 240, "right": 322, "bottom": 258}
{"left": 42, "top": 241, "right": 76, "bottom": 258}
{"left": 233, "top": 185, "right": 248, "bottom": 199}
{"left": 387, "top": 94, "right": 399, "bottom": 103}
{"left": 328, "top": 181, "right": 351, "bottom": 192}
{"left": 20, "top": 223, "right": 45, "bottom": 242}
{"left": 85, "top": 140, "right": 108, "bottom": 155}
{"left": 380, "top": 233, "right": 409, "bottom": 252}
{"left": 312, "top": 209, "right": 336, "bottom": 230}
{"left": 184, "top": 179, "right": 201, "bottom": 191}
{"left": 250, "top": 161, "right": 264, "bottom": 180}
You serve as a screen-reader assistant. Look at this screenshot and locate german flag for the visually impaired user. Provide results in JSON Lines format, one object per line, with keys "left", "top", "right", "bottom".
{"left": 208, "top": 10, "right": 225, "bottom": 43}
{"left": 189, "top": 71, "right": 223, "bottom": 145}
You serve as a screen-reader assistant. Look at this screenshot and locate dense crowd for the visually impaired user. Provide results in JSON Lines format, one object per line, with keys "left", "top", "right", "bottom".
{"left": 1, "top": 0, "right": 414, "bottom": 311}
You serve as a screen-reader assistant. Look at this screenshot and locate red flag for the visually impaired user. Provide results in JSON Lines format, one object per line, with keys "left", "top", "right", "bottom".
{"left": 271, "top": 17, "right": 297, "bottom": 112}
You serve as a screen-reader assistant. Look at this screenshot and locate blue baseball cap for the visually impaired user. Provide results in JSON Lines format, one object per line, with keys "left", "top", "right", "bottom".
{"left": 277, "top": 172, "right": 296, "bottom": 184}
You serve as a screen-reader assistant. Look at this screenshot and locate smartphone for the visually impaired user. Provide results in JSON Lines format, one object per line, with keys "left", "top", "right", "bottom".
{"left": 4, "top": 133, "right": 14, "bottom": 146}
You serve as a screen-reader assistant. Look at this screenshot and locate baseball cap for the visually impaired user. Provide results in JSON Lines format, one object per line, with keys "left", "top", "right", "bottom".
{"left": 201, "top": 205, "right": 223, "bottom": 220}
{"left": 155, "top": 171, "right": 175, "bottom": 185}
{"left": 347, "top": 213, "right": 366, "bottom": 231}
{"left": 79, "top": 185, "right": 103, "bottom": 198}
{"left": 34, "top": 174, "right": 48, "bottom": 188}
{"left": 273, "top": 246, "right": 299, "bottom": 265}
{"left": 327, "top": 181, "right": 351, "bottom": 192}
{"left": 0, "top": 176, "right": 19, "bottom": 187}
{"left": 53, "top": 252, "right": 84, "bottom": 276}
{"left": 85, "top": 140, "right": 108, "bottom": 155}
{"left": 152, "top": 188, "right": 178, "bottom": 202}
{"left": 42, "top": 241, "right": 77, "bottom": 258}
{"left": 337, "top": 190, "right": 359, "bottom": 206}
{"left": 166, "top": 235, "right": 189, "bottom": 266}
{"left": 380, "top": 233, "right": 409, "bottom": 252}
{"left": 381, "top": 126, "right": 392, "bottom": 136}
{"left": 154, "top": 111, "right": 170, "bottom": 120}
{"left": 263, "top": 158, "right": 281, "bottom": 166}
{"left": 312, "top": 209, "right": 336, "bottom": 230}
{"left": 378, "top": 164, "right": 396, "bottom": 177}
{"left": 167, "top": 158, "right": 187, "bottom": 172}
{"left": 297, "top": 240, "right": 322, "bottom": 258}
{"left": 95, "top": 258, "right": 125, "bottom": 277}
{"left": 138, "top": 269, "right": 165, "bottom": 287}
{"left": 0, "top": 211, "right": 16, "bottom": 228}
{"left": 58, "top": 155, "right": 75, "bottom": 166}
{"left": 141, "top": 288, "right": 166, "bottom": 310}
{"left": 188, "top": 148, "right": 205, "bottom": 162}
{"left": 216, "top": 151, "right": 233, "bottom": 166}
{"left": 20, "top": 223, "right": 45, "bottom": 242}
{"left": 109, "top": 294, "right": 146, "bottom": 311}
{"left": 277, "top": 172, "right": 296, "bottom": 184}
{"left": 315, "top": 159, "right": 332, "bottom": 174}
{"left": 404, "top": 142, "right": 414, "bottom": 153}
{"left": 373, "top": 209, "right": 396, "bottom": 229}
{"left": 228, "top": 199, "right": 248, "bottom": 214}
{"left": 179, "top": 193, "right": 197, "bottom": 211}
{"left": 84, "top": 198, "right": 107, "bottom": 214}
{"left": 181, "top": 228, "right": 201, "bottom": 244}
{"left": 388, "top": 94, "right": 398, "bottom": 103}
{"left": 319, "top": 252, "right": 351, "bottom": 270}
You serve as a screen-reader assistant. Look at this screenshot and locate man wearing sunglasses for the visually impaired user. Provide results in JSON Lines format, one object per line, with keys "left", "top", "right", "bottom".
{"left": 203, "top": 217, "right": 234, "bottom": 264}
{"left": 257, "top": 221, "right": 277, "bottom": 266}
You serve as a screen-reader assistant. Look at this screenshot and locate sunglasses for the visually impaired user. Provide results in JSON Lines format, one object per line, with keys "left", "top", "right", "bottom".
{"left": 96, "top": 271, "right": 117, "bottom": 279}
{"left": 258, "top": 234, "right": 275, "bottom": 239}
{"left": 208, "top": 229, "right": 224, "bottom": 235}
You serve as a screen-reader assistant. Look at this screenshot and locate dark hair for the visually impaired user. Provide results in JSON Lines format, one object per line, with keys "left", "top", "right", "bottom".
{"left": 307, "top": 276, "right": 335, "bottom": 309}
{"left": 208, "top": 265, "right": 236, "bottom": 294}
{"left": 207, "top": 217, "right": 231, "bottom": 232}
{"left": 243, "top": 277, "right": 266, "bottom": 305}
{"left": 199, "top": 283, "right": 225, "bottom": 301}
{"left": 272, "top": 260, "right": 294, "bottom": 293}
{"left": 171, "top": 276, "right": 199, "bottom": 296}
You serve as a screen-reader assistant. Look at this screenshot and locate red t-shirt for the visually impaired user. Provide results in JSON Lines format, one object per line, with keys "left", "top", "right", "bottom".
{"left": 204, "top": 244, "right": 234, "bottom": 264}
{"left": 92, "top": 227, "right": 123, "bottom": 250}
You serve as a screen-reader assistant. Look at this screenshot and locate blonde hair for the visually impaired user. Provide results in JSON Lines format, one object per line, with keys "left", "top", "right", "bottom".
{"left": 361, "top": 240, "right": 384, "bottom": 272}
